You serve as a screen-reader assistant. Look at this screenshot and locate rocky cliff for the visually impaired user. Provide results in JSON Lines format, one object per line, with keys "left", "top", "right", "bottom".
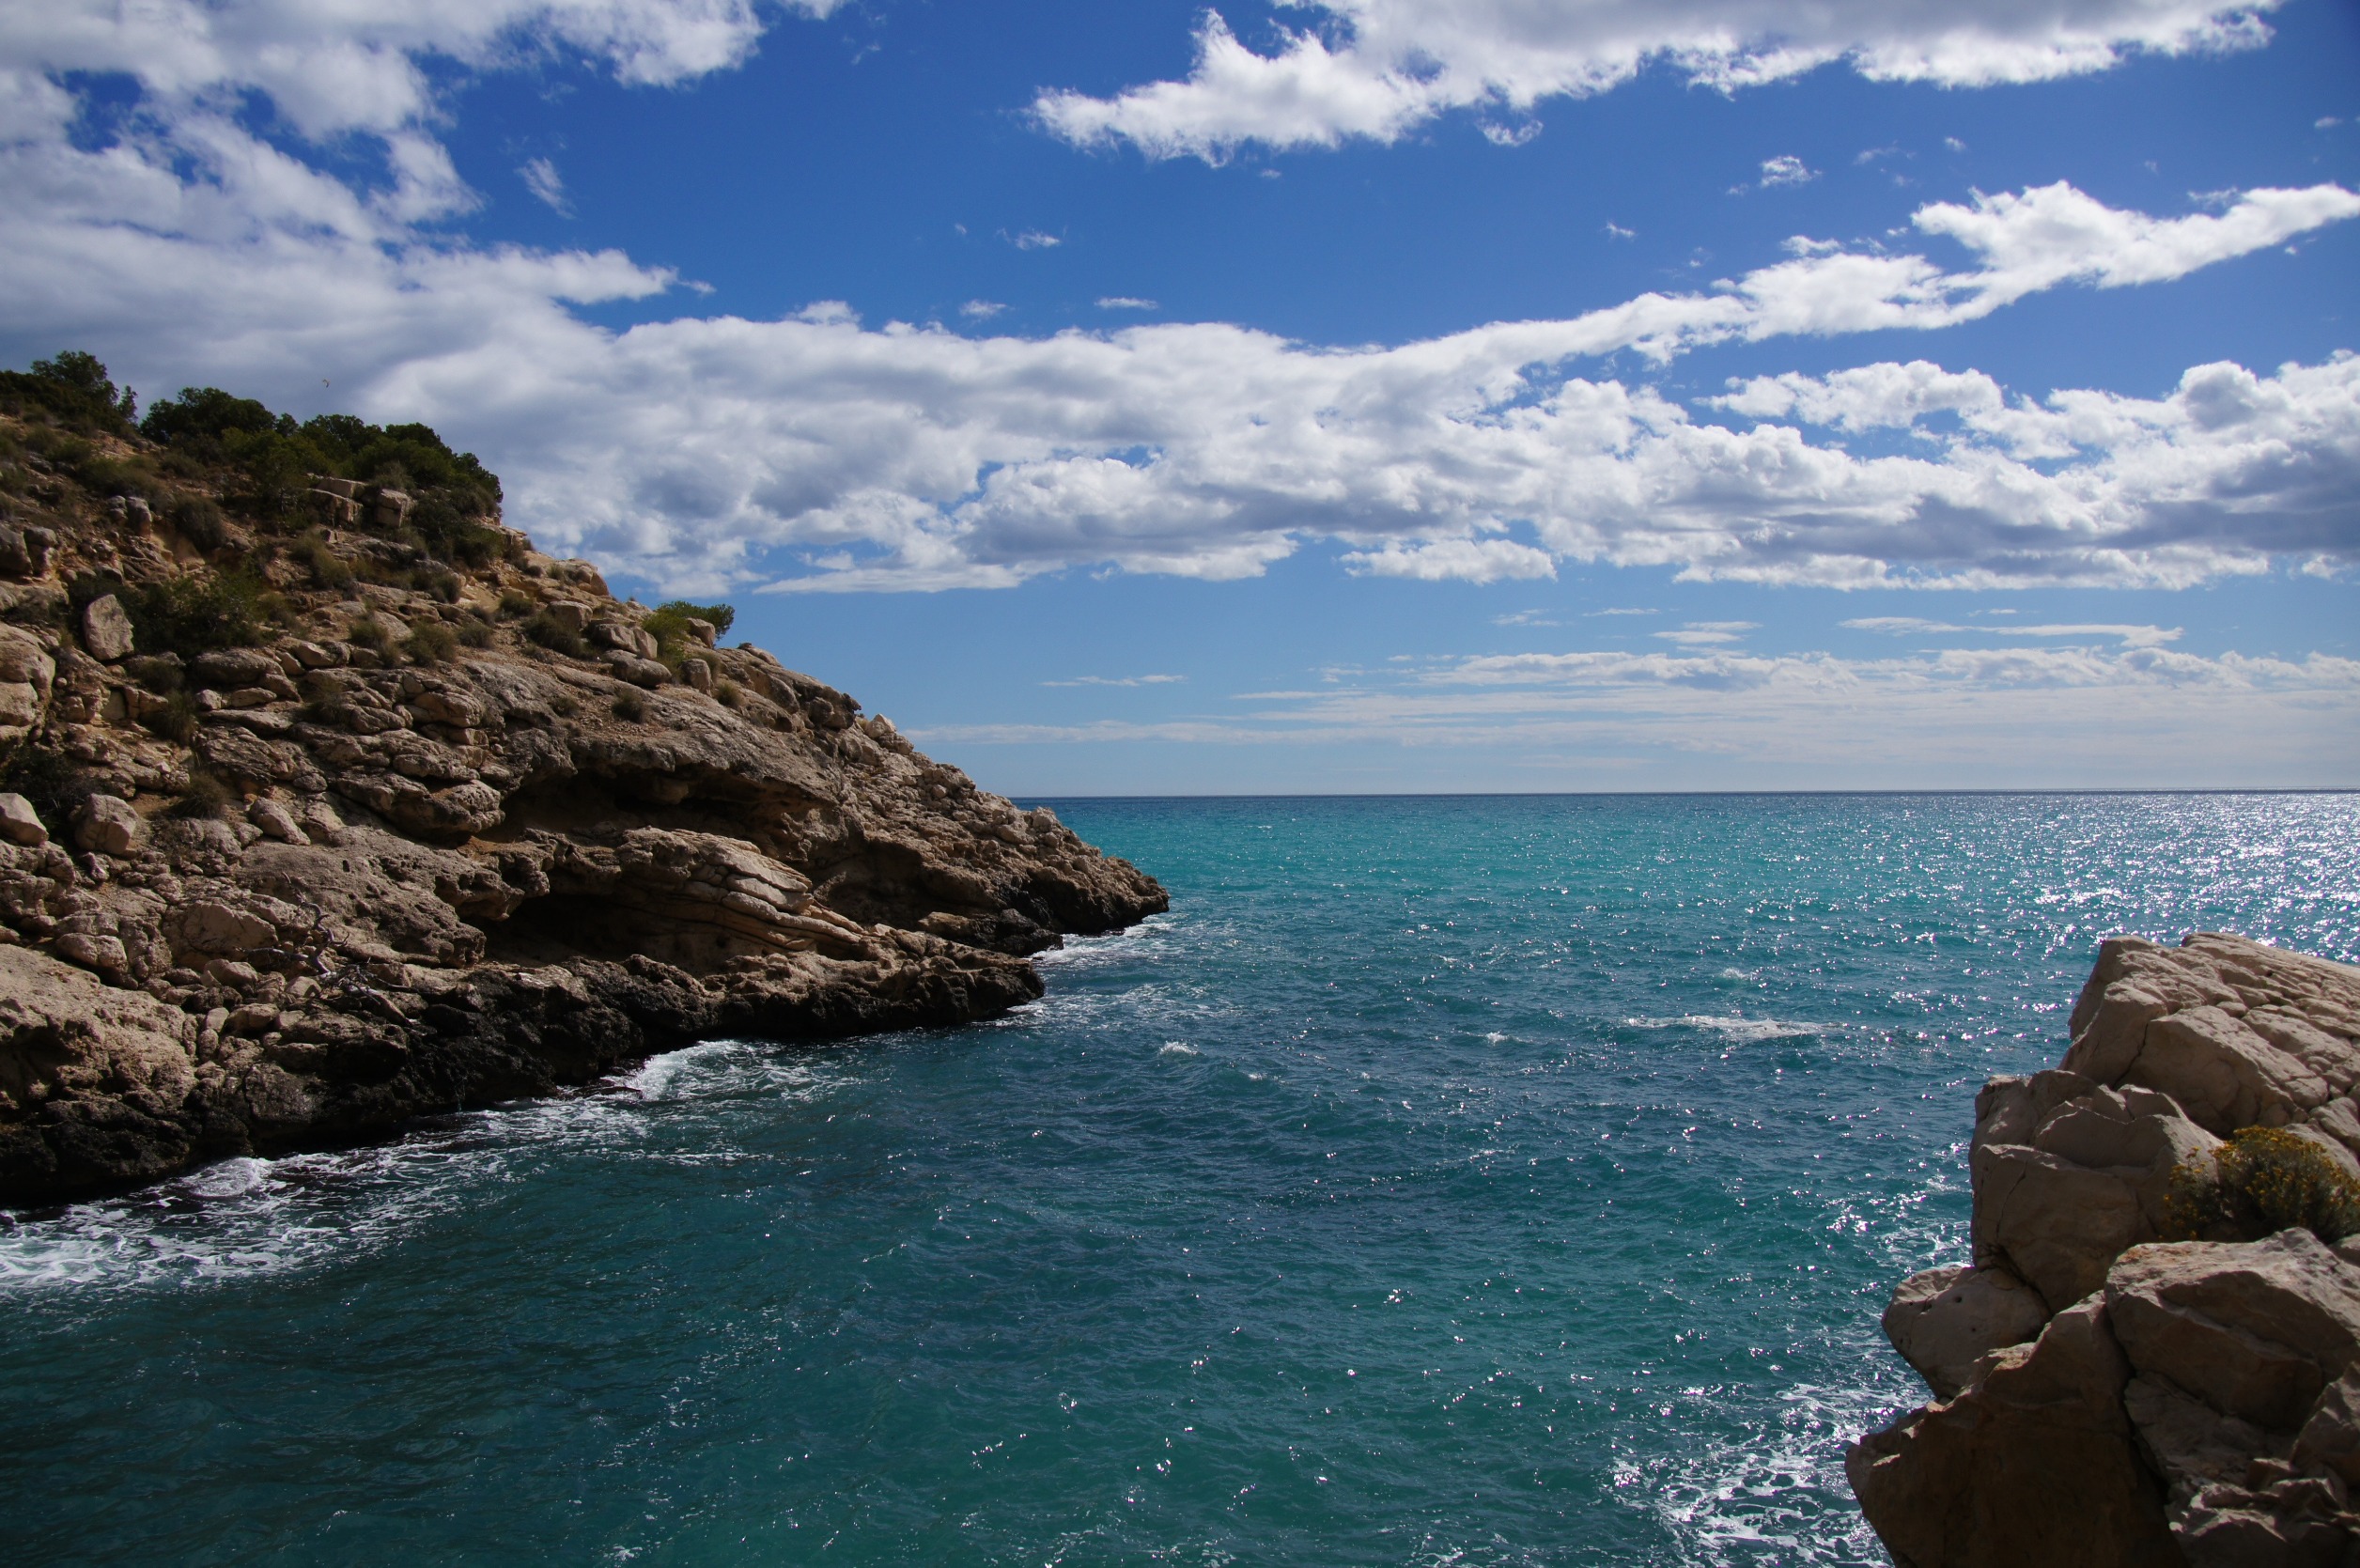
{"left": 0, "top": 365, "right": 1165, "bottom": 1204}
{"left": 1850, "top": 933, "right": 2360, "bottom": 1566}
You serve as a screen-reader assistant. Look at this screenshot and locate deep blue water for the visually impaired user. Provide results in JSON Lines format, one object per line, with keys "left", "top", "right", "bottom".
{"left": 5, "top": 793, "right": 2358, "bottom": 1566}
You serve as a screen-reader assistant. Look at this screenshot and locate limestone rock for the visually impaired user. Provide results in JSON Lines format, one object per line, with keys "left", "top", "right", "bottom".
{"left": 0, "top": 416, "right": 1167, "bottom": 1204}
{"left": 2107, "top": 1231, "right": 2360, "bottom": 1432}
{"left": 0, "top": 793, "right": 45, "bottom": 846}
{"left": 1885, "top": 1264, "right": 2052, "bottom": 1399}
{"left": 1847, "top": 1299, "right": 2181, "bottom": 1568}
{"left": 73, "top": 794, "right": 145, "bottom": 856}
{"left": 80, "top": 593, "right": 134, "bottom": 660}
{"left": 0, "top": 945, "right": 198, "bottom": 1192}
{"left": 1855, "top": 935, "right": 2360, "bottom": 1567}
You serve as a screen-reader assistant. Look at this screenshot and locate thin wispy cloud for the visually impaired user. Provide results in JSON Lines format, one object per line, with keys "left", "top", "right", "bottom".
{"left": 1042, "top": 674, "right": 1188, "bottom": 687}
{"left": 1841, "top": 617, "right": 2184, "bottom": 647}
{"left": 1008, "top": 230, "right": 1063, "bottom": 250}
{"left": 519, "top": 156, "right": 570, "bottom": 214}
{"left": 1654, "top": 622, "right": 1760, "bottom": 646}
{"left": 960, "top": 300, "right": 1009, "bottom": 319}
{"left": 1097, "top": 296, "right": 1159, "bottom": 310}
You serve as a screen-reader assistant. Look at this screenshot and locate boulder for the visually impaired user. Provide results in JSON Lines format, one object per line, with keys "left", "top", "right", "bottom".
{"left": 74, "top": 794, "right": 145, "bottom": 856}
{"left": 248, "top": 798, "right": 309, "bottom": 846}
{"left": 0, "top": 792, "right": 45, "bottom": 846}
{"left": 1847, "top": 1299, "right": 2181, "bottom": 1568}
{"left": 2106, "top": 1232, "right": 2360, "bottom": 1432}
{"left": 1885, "top": 1264, "right": 2052, "bottom": 1399}
{"left": 80, "top": 593, "right": 134, "bottom": 660}
{"left": 1972, "top": 1081, "right": 2221, "bottom": 1312}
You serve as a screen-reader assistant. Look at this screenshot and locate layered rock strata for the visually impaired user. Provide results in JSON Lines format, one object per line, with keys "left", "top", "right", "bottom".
{"left": 0, "top": 414, "right": 1165, "bottom": 1204}
{"left": 1850, "top": 933, "right": 2360, "bottom": 1566}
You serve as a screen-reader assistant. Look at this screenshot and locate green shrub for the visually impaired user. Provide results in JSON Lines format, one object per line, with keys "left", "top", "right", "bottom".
{"left": 119, "top": 572, "right": 269, "bottom": 656}
{"left": 144, "top": 691, "right": 202, "bottom": 744}
{"left": 456, "top": 614, "right": 495, "bottom": 648}
{"left": 291, "top": 531, "right": 353, "bottom": 589}
{"left": 612, "top": 688, "right": 647, "bottom": 722}
{"left": 0, "top": 351, "right": 137, "bottom": 435}
{"left": 643, "top": 599, "right": 736, "bottom": 647}
{"left": 167, "top": 765, "right": 234, "bottom": 819}
{"left": 714, "top": 677, "right": 744, "bottom": 708}
{"left": 497, "top": 589, "right": 535, "bottom": 619}
{"left": 347, "top": 613, "right": 391, "bottom": 652}
{"left": 522, "top": 611, "right": 585, "bottom": 658}
{"left": 402, "top": 621, "right": 458, "bottom": 664}
{"left": 2165, "top": 1126, "right": 2360, "bottom": 1244}
{"left": 169, "top": 496, "right": 227, "bottom": 551}
{"left": 0, "top": 744, "right": 99, "bottom": 833}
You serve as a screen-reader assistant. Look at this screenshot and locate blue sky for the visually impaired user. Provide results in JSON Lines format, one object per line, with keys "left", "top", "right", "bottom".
{"left": 6, "top": 0, "right": 2358, "bottom": 790}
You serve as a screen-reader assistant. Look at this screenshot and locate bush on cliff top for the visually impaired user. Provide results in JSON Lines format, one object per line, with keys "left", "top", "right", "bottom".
{"left": 2165, "top": 1126, "right": 2360, "bottom": 1245}
{"left": 0, "top": 351, "right": 137, "bottom": 437}
{"left": 139, "top": 380, "right": 502, "bottom": 543}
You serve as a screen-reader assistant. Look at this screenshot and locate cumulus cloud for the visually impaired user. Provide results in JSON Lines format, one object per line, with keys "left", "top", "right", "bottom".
{"left": 1756, "top": 155, "right": 1817, "bottom": 188}
{"left": 1032, "top": 1, "right": 2279, "bottom": 162}
{"left": 7, "top": 15, "right": 2356, "bottom": 601}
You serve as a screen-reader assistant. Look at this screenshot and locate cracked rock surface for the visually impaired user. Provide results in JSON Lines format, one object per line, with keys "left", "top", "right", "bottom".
{"left": 0, "top": 411, "right": 1165, "bottom": 1203}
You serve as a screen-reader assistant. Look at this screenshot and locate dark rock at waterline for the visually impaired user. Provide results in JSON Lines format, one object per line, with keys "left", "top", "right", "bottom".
{"left": 0, "top": 405, "right": 1163, "bottom": 1203}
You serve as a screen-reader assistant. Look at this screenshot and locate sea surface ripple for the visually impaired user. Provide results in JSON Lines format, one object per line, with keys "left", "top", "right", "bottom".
{"left": 4, "top": 793, "right": 2357, "bottom": 1565}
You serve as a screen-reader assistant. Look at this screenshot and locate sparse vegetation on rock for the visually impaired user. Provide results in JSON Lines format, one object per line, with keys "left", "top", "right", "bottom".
{"left": 0, "top": 354, "right": 1166, "bottom": 1203}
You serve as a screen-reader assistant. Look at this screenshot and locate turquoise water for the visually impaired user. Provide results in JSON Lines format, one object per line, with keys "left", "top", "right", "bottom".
{"left": 5, "top": 794, "right": 2358, "bottom": 1565}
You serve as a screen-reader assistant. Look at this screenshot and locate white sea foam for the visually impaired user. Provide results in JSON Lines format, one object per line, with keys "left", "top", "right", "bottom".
{"left": 1157, "top": 1041, "right": 1201, "bottom": 1058}
{"left": 1626, "top": 1015, "right": 1828, "bottom": 1044}
{"left": 0, "top": 1041, "right": 832, "bottom": 1299}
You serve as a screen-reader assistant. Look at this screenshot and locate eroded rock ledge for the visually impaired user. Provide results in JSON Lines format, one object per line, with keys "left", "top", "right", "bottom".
{"left": 1850, "top": 933, "right": 2360, "bottom": 1567}
{"left": 0, "top": 408, "right": 1166, "bottom": 1204}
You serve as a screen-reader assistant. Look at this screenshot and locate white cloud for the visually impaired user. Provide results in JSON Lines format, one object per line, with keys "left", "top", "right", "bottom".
{"left": 1758, "top": 155, "right": 1817, "bottom": 188}
{"left": 1654, "top": 621, "right": 1759, "bottom": 645}
{"left": 1604, "top": 221, "right": 1635, "bottom": 240}
{"left": 1841, "top": 616, "right": 2183, "bottom": 646}
{"left": 6, "top": 18, "right": 2355, "bottom": 603}
{"left": 959, "top": 300, "right": 1008, "bottom": 319}
{"left": 520, "top": 156, "right": 570, "bottom": 213}
{"left": 1008, "top": 230, "right": 1063, "bottom": 250}
{"left": 1042, "top": 675, "right": 1188, "bottom": 687}
{"left": 914, "top": 644, "right": 2360, "bottom": 785}
{"left": 1097, "top": 296, "right": 1159, "bottom": 311}
{"left": 1032, "top": 1, "right": 2278, "bottom": 162}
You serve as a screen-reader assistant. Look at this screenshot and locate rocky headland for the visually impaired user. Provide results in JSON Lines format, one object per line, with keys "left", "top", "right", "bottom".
{"left": 0, "top": 355, "right": 1165, "bottom": 1205}
{"left": 1851, "top": 932, "right": 2360, "bottom": 1566}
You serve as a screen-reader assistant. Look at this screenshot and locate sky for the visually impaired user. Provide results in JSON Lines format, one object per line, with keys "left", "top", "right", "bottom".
{"left": 4, "top": 0, "right": 2357, "bottom": 794}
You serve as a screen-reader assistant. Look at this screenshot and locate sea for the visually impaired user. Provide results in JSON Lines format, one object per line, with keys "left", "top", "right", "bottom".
{"left": 4, "top": 793, "right": 2358, "bottom": 1566}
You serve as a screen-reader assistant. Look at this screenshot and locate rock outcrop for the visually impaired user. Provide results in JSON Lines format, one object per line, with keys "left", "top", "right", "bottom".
{"left": 1850, "top": 934, "right": 2360, "bottom": 1566}
{"left": 0, "top": 392, "right": 1165, "bottom": 1204}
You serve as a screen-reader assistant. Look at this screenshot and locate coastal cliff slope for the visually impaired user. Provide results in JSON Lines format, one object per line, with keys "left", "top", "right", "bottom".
{"left": 1851, "top": 933, "right": 2360, "bottom": 1566}
{"left": 0, "top": 363, "right": 1165, "bottom": 1204}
